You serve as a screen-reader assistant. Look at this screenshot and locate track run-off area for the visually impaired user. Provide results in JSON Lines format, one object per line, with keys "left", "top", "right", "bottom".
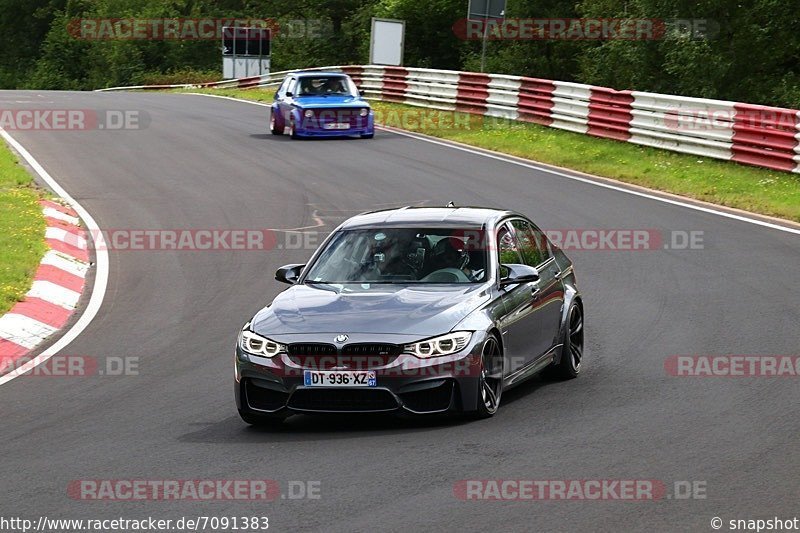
{"left": 0, "top": 90, "right": 798, "bottom": 532}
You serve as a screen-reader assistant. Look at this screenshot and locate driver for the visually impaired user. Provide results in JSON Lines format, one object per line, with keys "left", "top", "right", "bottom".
{"left": 300, "top": 78, "right": 325, "bottom": 95}
{"left": 428, "top": 236, "right": 473, "bottom": 277}
{"left": 371, "top": 230, "right": 418, "bottom": 278}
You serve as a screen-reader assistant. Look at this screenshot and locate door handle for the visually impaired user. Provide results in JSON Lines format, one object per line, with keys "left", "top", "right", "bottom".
{"left": 531, "top": 286, "right": 541, "bottom": 297}
{"left": 553, "top": 270, "right": 562, "bottom": 279}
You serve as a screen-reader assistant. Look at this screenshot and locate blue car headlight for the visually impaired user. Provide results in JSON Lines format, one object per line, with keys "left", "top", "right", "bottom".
{"left": 359, "top": 108, "right": 369, "bottom": 117}
{"left": 303, "top": 109, "right": 314, "bottom": 118}
{"left": 404, "top": 332, "right": 472, "bottom": 359}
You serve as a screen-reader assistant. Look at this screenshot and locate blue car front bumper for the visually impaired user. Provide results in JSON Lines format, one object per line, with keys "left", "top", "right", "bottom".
{"left": 292, "top": 111, "right": 374, "bottom": 138}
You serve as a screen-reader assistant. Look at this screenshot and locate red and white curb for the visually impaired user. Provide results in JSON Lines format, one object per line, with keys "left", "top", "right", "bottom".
{"left": 0, "top": 199, "right": 90, "bottom": 374}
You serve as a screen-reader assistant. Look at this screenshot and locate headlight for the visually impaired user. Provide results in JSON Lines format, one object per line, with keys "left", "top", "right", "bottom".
{"left": 404, "top": 331, "right": 472, "bottom": 358}
{"left": 303, "top": 109, "right": 314, "bottom": 118}
{"left": 359, "top": 108, "right": 369, "bottom": 117}
{"left": 238, "top": 329, "right": 285, "bottom": 358}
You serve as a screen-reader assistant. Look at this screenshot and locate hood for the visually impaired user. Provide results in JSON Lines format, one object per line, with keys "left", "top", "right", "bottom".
{"left": 294, "top": 95, "right": 368, "bottom": 109}
{"left": 251, "top": 283, "right": 491, "bottom": 337}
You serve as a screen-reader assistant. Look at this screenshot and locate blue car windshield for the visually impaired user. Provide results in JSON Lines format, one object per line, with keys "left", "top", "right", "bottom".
{"left": 296, "top": 76, "right": 358, "bottom": 97}
{"left": 304, "top": 228, "right": 488, "bottom": 284}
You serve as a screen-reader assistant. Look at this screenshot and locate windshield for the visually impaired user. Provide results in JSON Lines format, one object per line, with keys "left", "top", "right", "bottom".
{"left": 296, "top": 76, "right": 358, "bottom": 97}
{"left": 304, "top": 228, "right": 488, "bottom": 284}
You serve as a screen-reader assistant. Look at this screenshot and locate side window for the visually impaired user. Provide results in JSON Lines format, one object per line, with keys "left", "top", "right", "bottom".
{"left": 496, "top": 224, "right": 522, "bottom": 279}
{"left": 277, "top": 77, "right": 290, "bottom": 96}
{"left": 347, "top": 77, "right": 359, "bottom": 96}
{"left": 511, "top": 219, "right": 551, "bottom": 267}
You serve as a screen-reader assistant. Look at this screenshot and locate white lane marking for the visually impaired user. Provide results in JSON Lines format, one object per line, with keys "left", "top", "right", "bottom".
{"left": 0, "top": 314, "right": 58, "bottom": 350}
{"left": 184, "top": 92, "right": 800, "bottom": 236}
{"left": 186, "top": 92, "right": 272, "bottom": 108}
{"left": 41, "top": 250, "right": 89, "bottom": 278}
{"left": 43, "top": 206, "right": 81, "bottom": 226}
{"left": 26, "top": 281, "right": 82, "bottom": 310}
{"left": 0, "top": 129, "right": 109, "bottom": 386}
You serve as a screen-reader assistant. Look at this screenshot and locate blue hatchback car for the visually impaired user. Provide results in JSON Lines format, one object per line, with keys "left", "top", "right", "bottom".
{"left": 270, "top": 71, "right": 375, "bottom": 139}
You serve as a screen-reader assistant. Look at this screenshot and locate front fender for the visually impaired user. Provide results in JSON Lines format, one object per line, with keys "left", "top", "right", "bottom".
{"left": 289, "top": 107, "right": 303, "bottom": 124}
{"left": 554, "top": 272, "right": 581, "bottom": 365}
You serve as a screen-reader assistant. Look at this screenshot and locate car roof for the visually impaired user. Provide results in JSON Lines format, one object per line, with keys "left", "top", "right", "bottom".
{"left": 339, "top": 206, "right": 520, "bottom": 230}
{"left": 292, "top": 71, "right": 348, "bottom": 78}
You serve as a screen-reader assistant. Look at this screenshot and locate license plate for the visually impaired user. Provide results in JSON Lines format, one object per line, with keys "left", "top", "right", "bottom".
{"left": 324, "top": 122, "right": 350, "bottom": 130}
{"left": 303, "top": 370, "right": 377, "bottom": 387}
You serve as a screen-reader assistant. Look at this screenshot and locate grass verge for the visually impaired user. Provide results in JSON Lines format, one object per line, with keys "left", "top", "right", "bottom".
{"left": 0, "top": 137, "right": 47, "bottom": 315}
{"left": 182, "top": 87, "right": 800, "bottom": 223}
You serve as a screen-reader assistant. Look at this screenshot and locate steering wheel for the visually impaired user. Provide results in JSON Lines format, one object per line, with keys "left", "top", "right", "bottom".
{"left": 420, "top": 268, "right": 471, "bottom": 283}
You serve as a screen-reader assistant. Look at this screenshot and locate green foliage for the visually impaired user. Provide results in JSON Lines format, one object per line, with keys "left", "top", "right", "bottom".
{"left": 1, "top": 0, "right": 798, "bottom": 108}
{"left": 0, "top": 139, "right": 48, "bottom": 315}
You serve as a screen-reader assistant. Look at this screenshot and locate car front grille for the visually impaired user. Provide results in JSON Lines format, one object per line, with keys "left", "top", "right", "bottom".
{"left": 340, "top": 343, "right": 401, "bottom": 357}
{"left": 288, "top": 388, "right": 399, "bottom": 412}
{"left": 288, "top": 343, "right": 401, "bottom": 369}
{"left": 307, "top": 108, "right": 367, "bottom": 129}
{"left": 288, "top": 343, "right": 338, "bottom": 356}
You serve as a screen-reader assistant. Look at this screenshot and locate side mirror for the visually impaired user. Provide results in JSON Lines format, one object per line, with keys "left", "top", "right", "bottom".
{"left": 359, "top": 90, "right": 366, "bottom": 97}
{"left": 275, "top": 264, "right": 305, "bottom": 285}
{"left": 285, "top": 91, "right": 293, "bottom": 97}
{"left": 499, "top": 264, "right": 539, "bottom": 288}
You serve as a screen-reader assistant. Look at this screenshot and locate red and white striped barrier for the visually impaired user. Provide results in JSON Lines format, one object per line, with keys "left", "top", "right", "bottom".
{"left": 731, "top": 103, "right": 800, "bottom": 172}
{"left": 0, "top": 200, "right": 90, "bottom": 374}
{"left": 357, "top": 66, "right": 800, "bottom": 173}
{"left": 98, "top": 65, "right": 800, "bottom": 174}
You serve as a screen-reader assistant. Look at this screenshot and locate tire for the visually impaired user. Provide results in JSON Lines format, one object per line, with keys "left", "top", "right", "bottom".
{"left": 544, "top": 301, "right": 584, "bottom": 380}
{"left": 269, "top": 110, "right": 282, "bottom": 135}
{"left": 289, "top": 118, "right": 300, "bottom": 139}
{"left": 360, "top": 133, "right": 374, "bottom": 139}
{"left": 470, "top": 334, "right": 503, "bottom": 419}
{"left": 238, "top": 409, "right": 287, "bottom": 428}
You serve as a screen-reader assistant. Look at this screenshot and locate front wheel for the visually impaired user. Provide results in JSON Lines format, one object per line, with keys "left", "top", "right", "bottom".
{"left": 544, "top": 301, "right": 583, "bottom": 380}
{"left": 470, "top": 334, "right": 503, "bottom": 419}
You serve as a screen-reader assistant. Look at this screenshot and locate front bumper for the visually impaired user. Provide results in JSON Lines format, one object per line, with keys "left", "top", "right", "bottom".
{"left": 293, "top": 111, "right": 374, "bottom": 138}
{"left": 235, "top": 332, "right": 486, "bottom": 416}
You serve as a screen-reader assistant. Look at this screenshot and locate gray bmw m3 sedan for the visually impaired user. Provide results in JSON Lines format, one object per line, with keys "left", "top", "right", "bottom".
{"left": 235, "top": 206, "right": 583, "bottom": 425}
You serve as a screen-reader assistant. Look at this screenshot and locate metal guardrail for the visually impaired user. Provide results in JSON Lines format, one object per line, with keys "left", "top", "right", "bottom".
{"left": 98, "top": 65, "right": 800, "bottom": 173}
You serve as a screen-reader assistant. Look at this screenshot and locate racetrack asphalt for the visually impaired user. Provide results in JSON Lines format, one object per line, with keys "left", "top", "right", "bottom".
{"left": 0, "top": 90, "right": 798, "bottom": 532}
